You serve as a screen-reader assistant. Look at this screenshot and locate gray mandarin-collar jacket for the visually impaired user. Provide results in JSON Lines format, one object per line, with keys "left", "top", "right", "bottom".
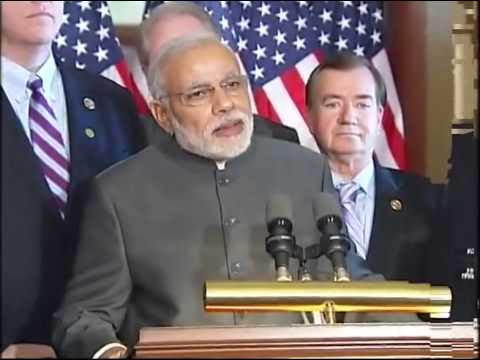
{"left": 52, "top": 135, "right": 386, "bottom": 358}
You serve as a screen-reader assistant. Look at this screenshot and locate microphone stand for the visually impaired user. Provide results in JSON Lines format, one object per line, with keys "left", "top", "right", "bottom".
{"left": 298, "top": 245, "right": 325, "bottom": 325}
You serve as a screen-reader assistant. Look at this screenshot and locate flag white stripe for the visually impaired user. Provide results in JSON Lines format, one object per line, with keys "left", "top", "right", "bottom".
{"left": 45, "top": 177, "right": 68, "bottom": 203}
{"left": 296, "top": 54, "right": 320, "bottom": 84}
{"left": 31, "top": 122, "right": 69, "bottom": 159}
{"left": 374, "top": 126, "right": 398, "bottom": 169}
{"left": 121, "top": 44, "right": 152, "bottom": 103}
{"left": 264, "top": 78, "right": 319, "bottom": 152}
{"left": 32, "top": 144, "right": 70, "bottom": 181}
{"left": 236, "top": 54, "right": 258, "bottom": 114}
{"left": 101, "top": 66, "right": 126, "bottom": 88}
{"left": 372, "top": 49, "right": 405, "bottom": 138}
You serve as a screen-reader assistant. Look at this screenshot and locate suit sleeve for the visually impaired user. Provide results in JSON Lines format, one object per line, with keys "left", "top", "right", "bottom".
{"left": 116, "top": 86, "right": 148, "bottom": 154}
{"left": 290, "top": 129, "right": 300, "bottom": 144}
{"left": 283, "top": 126, "right": 300, "bottom": 144}
{"left": 319, "top": 156, "right": 335, "bottom": 194}
{"left": 52, "top": 180, "right": 132, "bottom": 358}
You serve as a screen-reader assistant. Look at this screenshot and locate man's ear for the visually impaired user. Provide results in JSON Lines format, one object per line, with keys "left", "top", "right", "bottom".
{"left": 377, "top": 104, "right": 384, "bottom": 129}
{"left": 150, "top": 100, "right": 173, "bottom": 135}
{"left": 305, "top": 107, "right": 315, "bottom": 133}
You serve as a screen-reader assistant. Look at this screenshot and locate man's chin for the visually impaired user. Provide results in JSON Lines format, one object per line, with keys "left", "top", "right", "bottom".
{"left": 207, "top": 137, "right": 251, "bottom": 160}
{"left": 332, "top": 140, "right": 364, "bottom": 153}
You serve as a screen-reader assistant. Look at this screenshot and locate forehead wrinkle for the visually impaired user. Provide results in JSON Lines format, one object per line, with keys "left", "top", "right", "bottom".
{"left": 178, "top": 68, "right": 241, "bottom": 90}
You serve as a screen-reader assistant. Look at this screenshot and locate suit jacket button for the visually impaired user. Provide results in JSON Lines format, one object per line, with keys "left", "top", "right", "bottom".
{"left": 231, "top": 262, "right": 241, "bottom": 273}
{"left": 219, "top": 177, "right": 231, "bottom": 185}
{"left": 84, "top": 128, "right": 95, "bottom": 138}
{"left": 83, "top": 97, "right": 96, "bottom": 110}
{"left": 390, "top": 199, "right": 402, "bottom": 211}
{"left": 224, "top": 217, "right": 238, "bottom": 227}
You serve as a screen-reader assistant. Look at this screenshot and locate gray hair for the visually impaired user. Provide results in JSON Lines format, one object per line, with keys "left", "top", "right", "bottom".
{"left": 306, "top": 52, "right": 387, "bottom": 108}
{"left": 141, "top": 1, "right": 221, "bottom": 61}
{"left": 147, "top": 33, "right": 233, "bottom": 100}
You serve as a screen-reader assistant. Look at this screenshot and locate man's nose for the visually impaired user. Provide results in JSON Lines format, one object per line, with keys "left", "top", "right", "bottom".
{"left": 339, "top": 103, "right": 357, "bottom": 124}
{"left": 212, "top": 87, "right": 234, "bottom": 114}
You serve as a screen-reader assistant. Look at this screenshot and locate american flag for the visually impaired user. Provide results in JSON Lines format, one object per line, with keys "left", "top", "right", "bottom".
{"left": 53, "top": 1, "right": 150, "bottom": 114}
{"left": 144, "top": 1, "right": 406, "bottom": 169}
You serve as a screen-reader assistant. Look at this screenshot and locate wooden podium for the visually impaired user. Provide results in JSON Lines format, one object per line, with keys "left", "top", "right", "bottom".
{"left": 133, "top": 321, "right": 478, "bottom": 358}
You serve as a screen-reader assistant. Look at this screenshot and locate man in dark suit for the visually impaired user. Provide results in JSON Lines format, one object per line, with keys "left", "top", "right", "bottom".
{"left": 305, "top": 53, "right": 446, "bottom": 284}
{"left": 51, "top": 35, "right": 394, "bottom": 359}
{"left": 138, "top": 1, "right": 299, "bottom": 145}
{"left": 1, "top": 1, "right": 146, "bottom": 352}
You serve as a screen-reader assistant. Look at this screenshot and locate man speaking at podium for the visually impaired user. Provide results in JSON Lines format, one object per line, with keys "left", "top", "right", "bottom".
{"left": 52, "top": 35, "right": 394, "bottom": 358}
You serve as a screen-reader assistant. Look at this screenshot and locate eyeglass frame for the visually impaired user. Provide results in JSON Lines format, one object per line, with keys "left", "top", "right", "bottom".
{"left": 156, "top": 74, "right": 250, "bottom": 107}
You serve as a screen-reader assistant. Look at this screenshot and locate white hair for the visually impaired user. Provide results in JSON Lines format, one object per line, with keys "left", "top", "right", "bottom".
{"left": 147, "top": 33, "right": 235, "bottom": 100}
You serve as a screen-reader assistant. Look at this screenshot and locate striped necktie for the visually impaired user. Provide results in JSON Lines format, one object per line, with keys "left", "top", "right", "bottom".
{"left": 28, "top": 76, "right": 70, "bottom": 218}
{"left": 338, "top": 182, "right": 366, "bottom": 259}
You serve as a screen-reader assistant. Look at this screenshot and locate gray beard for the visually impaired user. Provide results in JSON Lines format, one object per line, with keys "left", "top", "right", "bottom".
{"left": 171, "top": 113, "right": 254, "bottom": 161}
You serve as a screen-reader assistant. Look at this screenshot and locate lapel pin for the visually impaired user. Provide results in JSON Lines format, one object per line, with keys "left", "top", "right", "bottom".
{"left": 85, "top": 128, "right": 95, "bottom": 139}
{"left": 390, "top": 199, "right": 402, "bottom": 211}
{"left": 83, "top": 97, "right": 95, "bottom": 110}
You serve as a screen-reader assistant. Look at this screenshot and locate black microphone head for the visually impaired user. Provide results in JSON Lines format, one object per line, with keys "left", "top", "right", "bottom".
{"left": 313, "top": 192, "right": 342, "bottom": 219}
{"left": 266, "top": 194, "right": 293, "bottom": 231}
{"left": 312, "top": 192, "right": 343, "bottom": 230}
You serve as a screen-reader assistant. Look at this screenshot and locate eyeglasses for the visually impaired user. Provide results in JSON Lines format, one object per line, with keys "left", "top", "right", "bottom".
{"left": 159, "top": 75, "right": 249, "bottom": 107}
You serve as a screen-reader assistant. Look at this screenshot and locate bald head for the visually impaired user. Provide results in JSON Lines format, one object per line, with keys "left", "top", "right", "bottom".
{"left": 140, "top": 1, "right": 220, "bottom": 67}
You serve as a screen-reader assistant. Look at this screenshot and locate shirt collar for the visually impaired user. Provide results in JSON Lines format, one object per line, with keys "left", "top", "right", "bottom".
{"left": 332, "top": 159, "right": 375, "bottom": 196}
{"left": 1, "top": 51, "right": 58, "bottom": 101}
{"left": 216, "top": 161, "right": 226, "bottom": 170}
{"left": 1, "top": 55, "right": 32, "bottom": 102}
{"left": 35, "top": 51, "right": 59, "bottom": 100}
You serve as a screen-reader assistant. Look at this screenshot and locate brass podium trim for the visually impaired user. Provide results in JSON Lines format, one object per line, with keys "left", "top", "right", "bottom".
{"left": 134, "top": 322, "right": 478, "bottom": 358}
{"left": 204, "top": 281, "right": 452, "bottom": 318}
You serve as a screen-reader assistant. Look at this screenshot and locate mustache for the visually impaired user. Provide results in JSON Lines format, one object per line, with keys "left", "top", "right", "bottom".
{"left": 209, "top": 111, "right": 252, "bottom": 132}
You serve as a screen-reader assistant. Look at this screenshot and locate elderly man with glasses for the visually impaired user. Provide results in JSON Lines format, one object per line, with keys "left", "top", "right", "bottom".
{"left": 51, "top": 34, "right": 386, "bottom": 359}
{"left": 137, "top": 1, "right": 300, "bottom": 145}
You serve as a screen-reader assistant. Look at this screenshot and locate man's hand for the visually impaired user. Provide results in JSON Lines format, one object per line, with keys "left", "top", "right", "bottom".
{"left": 98, "top": 346, "right": 127, "bottom": 359}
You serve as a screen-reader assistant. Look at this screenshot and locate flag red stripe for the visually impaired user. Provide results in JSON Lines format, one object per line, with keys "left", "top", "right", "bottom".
{"left": 382, "top": 104, "right": 407, "bottom": 169}
{"left": 128, "top": 71, "right": 151, "bottom": 115}
{"left": 313, "top": 49, "right": 325, "bottom": 64}
{"left": 253, "top": 88, "right": 281, "bottom": 124}
{"left": 280, "top": 68, "right": 308, "bottom": 121}
{"left": 115, "top": 60, "right": 151, "bottom": 115}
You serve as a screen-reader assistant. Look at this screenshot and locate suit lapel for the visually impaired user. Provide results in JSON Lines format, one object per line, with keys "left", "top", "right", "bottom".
{"left": 59, "top": 65, "right": 99, "bottom": 192}
{"left": 2, "top": 90, "right": 34, "bottom": 157}
{"left": 367, "top": 165, "right": 407, "bottom": 278}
